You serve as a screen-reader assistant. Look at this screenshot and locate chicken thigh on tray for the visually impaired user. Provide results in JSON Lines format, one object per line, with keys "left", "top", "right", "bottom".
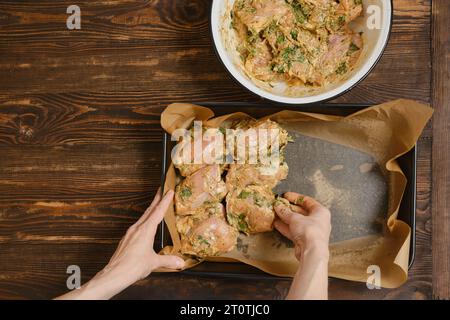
{"left": 172, "top": 119, "right": 292, "bottom": 257}
{"left": 176, "top": 203, "right": 238, "bottom": 257}
{"left": 226, "top": 185, "right": 276, "bottom": 234}
{"left": 175, "top": 165, "right": 227, "bottom": 215}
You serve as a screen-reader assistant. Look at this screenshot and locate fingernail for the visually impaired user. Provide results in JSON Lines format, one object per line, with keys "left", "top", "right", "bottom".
{"left": 176, "top": 258, "right": 185, "bottom": 269}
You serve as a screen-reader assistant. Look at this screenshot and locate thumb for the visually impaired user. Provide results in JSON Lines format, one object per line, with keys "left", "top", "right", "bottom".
{"left": 156, "top": 254, "right": 185, "bottom": 270}
{"left": 274, "top": 203, "right": 295, "bottom": 224}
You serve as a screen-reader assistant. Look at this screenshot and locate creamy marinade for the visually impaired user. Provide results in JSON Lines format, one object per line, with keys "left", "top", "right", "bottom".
{"left": 230, "top": 0, "right": 363, "bottom": 86}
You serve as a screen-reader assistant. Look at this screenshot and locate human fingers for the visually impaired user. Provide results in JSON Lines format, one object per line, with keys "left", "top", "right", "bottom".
{"left": 156, "top": 254, "right": 185, "bottom": 270}
{"left": 274, "top": 202, "right": 297, "bottom": 224}
{"left": 147, "top": 187, "right": 162, "bottom": 213}
{"left": 274, "top": 219, "right": 293, "bottom": 240}
{"left": 289, "top": 203, "right": 308, "bottom": 216}
{"left": 145, "top": 189, "right": 174, "bottom": 226}
{"left": 136, "top": 187, "right": 162, "bottom": 226}
{"left": 283, "top": 192, "right": 323, "bottom": 214}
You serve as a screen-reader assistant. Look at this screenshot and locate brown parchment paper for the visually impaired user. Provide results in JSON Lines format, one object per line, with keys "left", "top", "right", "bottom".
{"left": 159, "top": 100, "right": 433, "bottom": 288}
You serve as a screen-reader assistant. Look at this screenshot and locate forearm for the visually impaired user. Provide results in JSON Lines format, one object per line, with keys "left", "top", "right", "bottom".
{"left": 55, "top": 267, "right": 136, "bottom": 300}
{"left": 287, "top": 243, "right": 329, "bottom": 300}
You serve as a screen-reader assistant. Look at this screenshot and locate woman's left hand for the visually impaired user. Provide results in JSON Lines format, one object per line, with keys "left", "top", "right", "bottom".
{"left": 102, "top": 189, "right": 185, "bottom": 283}
{"left": 56, "top": 188, "right": 184, "bottom": 300}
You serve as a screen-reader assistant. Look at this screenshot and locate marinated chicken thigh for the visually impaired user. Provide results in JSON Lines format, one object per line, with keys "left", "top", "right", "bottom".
{"left": 226, "top": 162, "right": 288, "bottom": 190}
{"left": 176, "top": 203, "right": 238, "bottom": 257}
{"left": 226, "top": 185, "right": 276, "bottom": 234}
{"left": 251, "top": 119, "right": 290, "bottom": 150}
{"left": 173, "top": 127, "right": 229, "bottom": 177}
{"left": 173, "top": 117, "right": 292, "bottom": 256}
{"left": 175, "top": 165, "right": 227, "bottom": 215}
{"left": 226, "top": 120, "right": 289, "bottom": 190}
{"left": 232, "top": 119, "right": 290, "bottom": 164}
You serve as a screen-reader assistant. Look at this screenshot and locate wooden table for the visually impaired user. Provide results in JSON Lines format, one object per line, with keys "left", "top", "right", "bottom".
{"left": 0, "top": 0, "right": 448, "bottom": 300}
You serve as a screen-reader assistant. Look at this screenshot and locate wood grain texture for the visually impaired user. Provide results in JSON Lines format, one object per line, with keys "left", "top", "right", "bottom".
{"left": 0, "top": 0, "right": 434, "bottom": 299}
{"left": 431, "top": 0, "right": 450, "bottom": 300}
{"left": 0, "top": 0, "right": 431, "bottom": 104}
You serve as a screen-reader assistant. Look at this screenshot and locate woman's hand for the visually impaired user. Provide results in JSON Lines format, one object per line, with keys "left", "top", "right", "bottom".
{"left": 274, "top": 192, "right": 331, "bottom": 261}
{"left": 56, "top": 188, "right": 184, "bottom": 300}
{"left": 274, "top": 192, "right": 331, "bottom": 300}
{"left": 102, "top": 189, "right": 184, "bottom": 283}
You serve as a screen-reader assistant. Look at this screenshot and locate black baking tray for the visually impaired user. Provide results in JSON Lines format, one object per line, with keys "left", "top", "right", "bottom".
{"left": 157, "top": 102, "right": 416, "bottom": 279}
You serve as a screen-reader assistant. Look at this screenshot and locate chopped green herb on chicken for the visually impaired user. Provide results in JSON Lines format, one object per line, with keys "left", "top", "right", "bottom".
{"left": 348, "top": 42, "right": 360, "bottom": 55}
{"left": 336, "top": 61, "right": 348, "bottom": 75}
{"left": 180, "top": 187, "right": 192, "bottom": 199}
{"left": 238, "top": 190, "right": 252, "bottom": 199}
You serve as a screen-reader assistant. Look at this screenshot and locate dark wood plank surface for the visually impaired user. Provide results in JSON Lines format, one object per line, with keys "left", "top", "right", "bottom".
{"left": 431, "top": 0, "right": 450, "bottom": 300}
{"left": 0, "top": 0, "right": 435, "bottom": 299}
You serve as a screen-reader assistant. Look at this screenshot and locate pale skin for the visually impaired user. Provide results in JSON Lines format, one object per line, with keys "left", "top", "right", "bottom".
{"left": 57, "top": 190, "right": 330, "bottom": 300}
{"left": 56, "top": 189, "right": 185, "bottom": 300}
{"left": 274, "top": 192, "right": 331, "bottom": 300}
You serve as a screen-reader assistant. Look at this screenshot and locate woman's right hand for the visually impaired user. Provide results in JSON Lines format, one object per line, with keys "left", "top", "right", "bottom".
{"left": 274, "top": 192, "right": 331, "bottom": 300}
{"left": 274, "top": 192, "right": 331, "bottom": 262}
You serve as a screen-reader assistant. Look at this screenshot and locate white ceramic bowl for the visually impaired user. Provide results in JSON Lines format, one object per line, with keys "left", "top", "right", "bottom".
{"left": 211, "top": 0, "right": 392, "bottom": 105}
